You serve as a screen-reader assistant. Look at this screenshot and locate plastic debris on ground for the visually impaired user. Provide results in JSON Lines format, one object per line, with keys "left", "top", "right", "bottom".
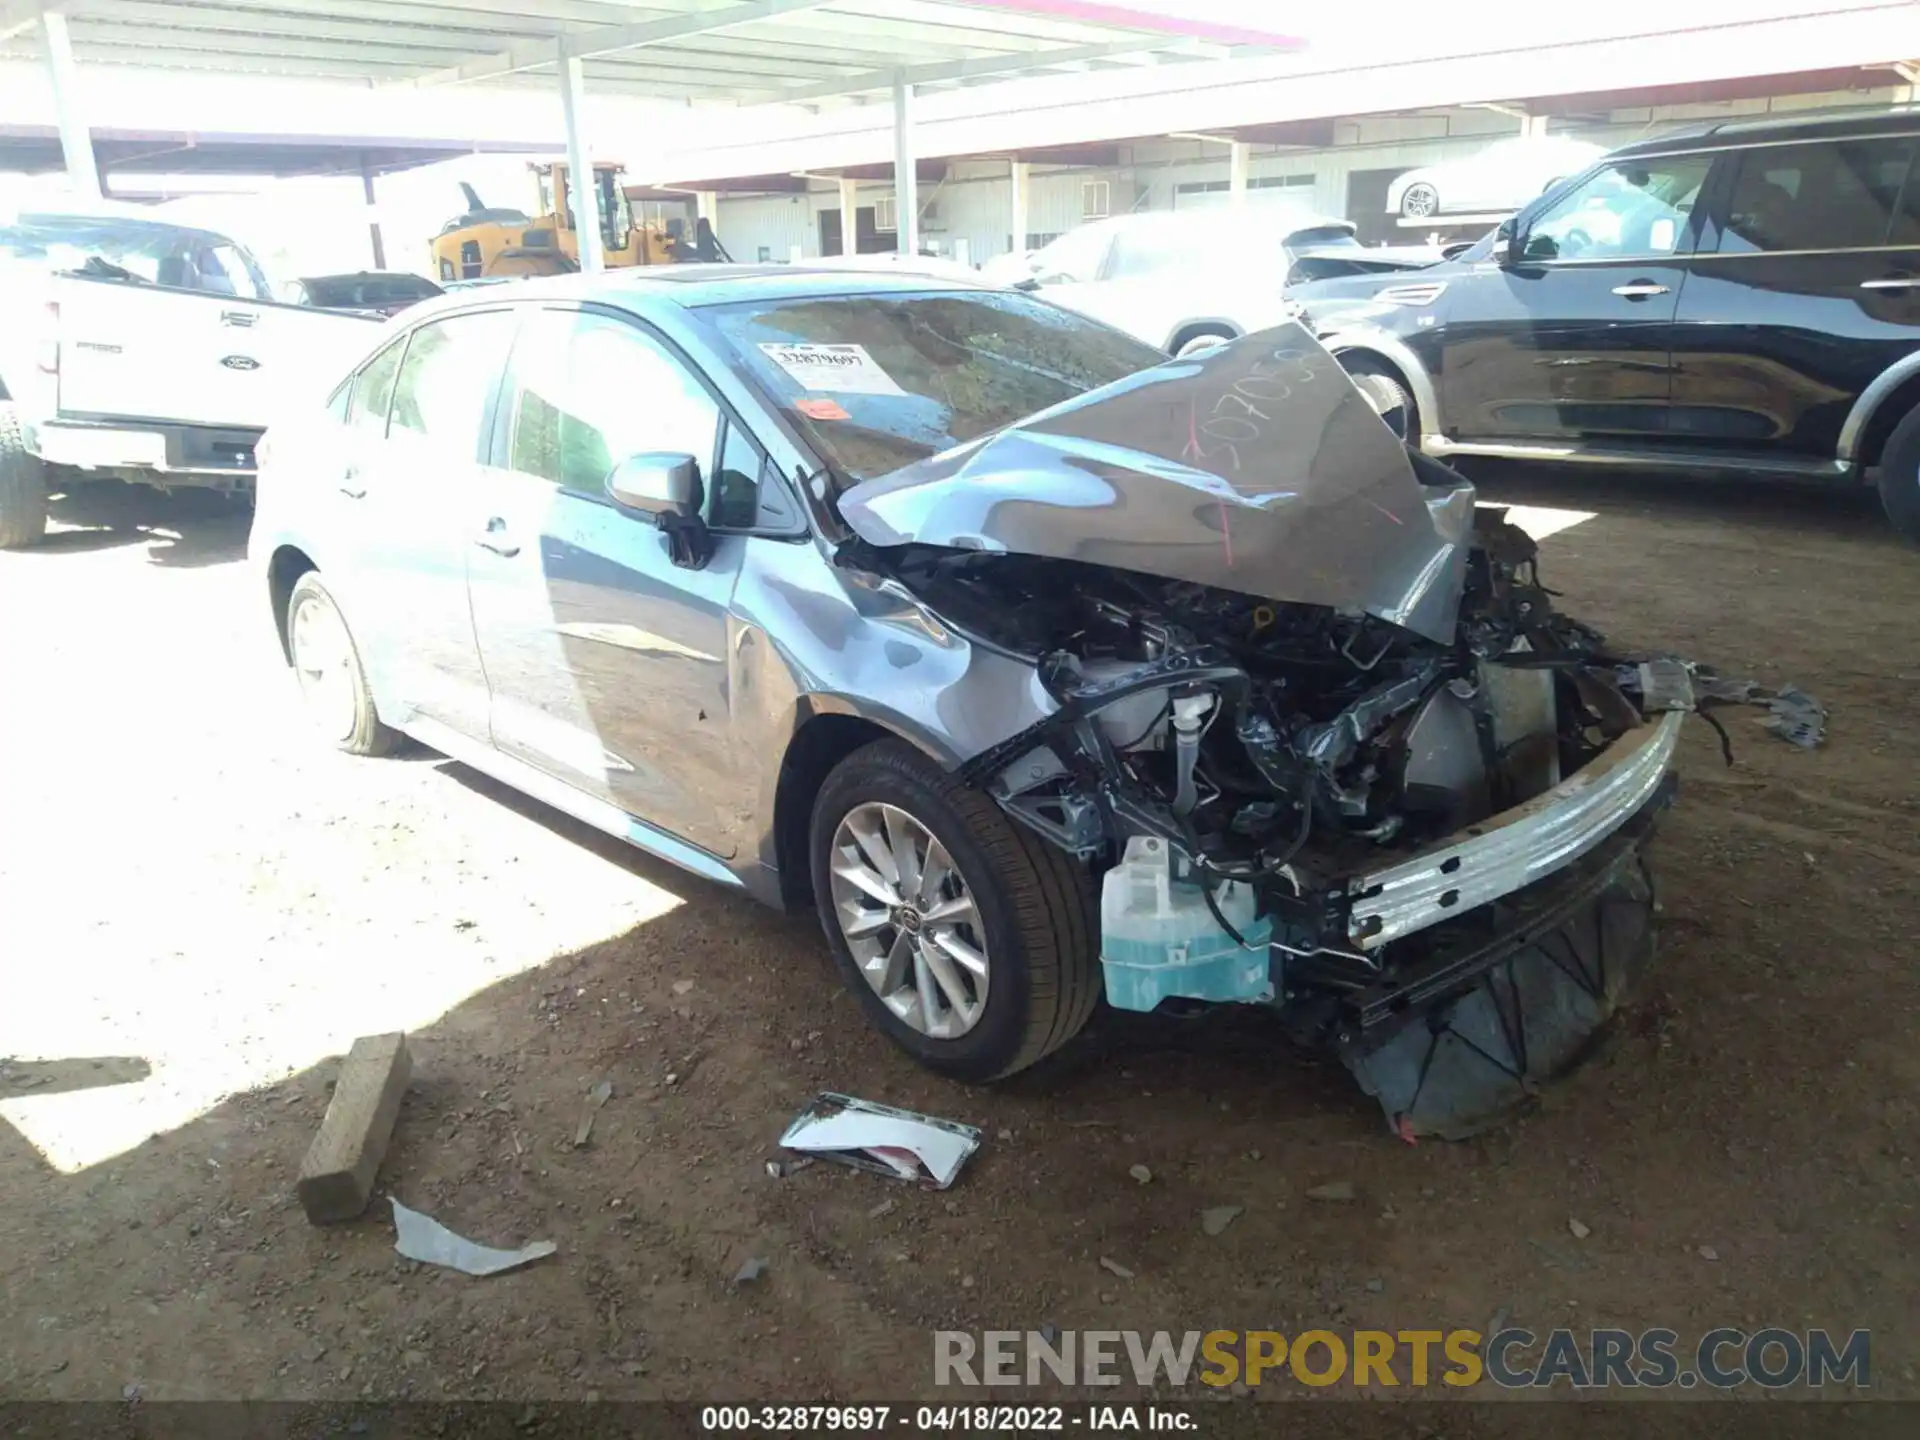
{"left": 1624, "top": 661, "right": 1827, "bottom": 750}
{"left": 573, "top": 1079, "right": 612, "bottom": 1148}
{"left": 778, "top": 1093, "right": 980, "bottom": 1189}
{"left": 1762, "top": 685, "right": 1826, "bottom": 748}
{"left": 391, "top": 1198, "right": 556, "bottom": 1277}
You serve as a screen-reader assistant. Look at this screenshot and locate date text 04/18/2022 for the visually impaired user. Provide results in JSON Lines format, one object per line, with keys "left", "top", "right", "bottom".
{"left": 698, "top": 1405, "right": 1194, "bottom": 1431}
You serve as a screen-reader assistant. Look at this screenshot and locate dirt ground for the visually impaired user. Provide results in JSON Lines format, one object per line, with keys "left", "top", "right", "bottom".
{"left": 1, "top": 472, "right": 1916, "bottom": 1410}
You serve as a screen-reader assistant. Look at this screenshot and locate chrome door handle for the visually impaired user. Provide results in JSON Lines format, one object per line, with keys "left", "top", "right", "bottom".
{"left": 475, "top": 519, "right": 520, "bottom": 558}
{"left": 1610, "top": 283, "right": 1670, "bottom": 298}
{"left": 1860, "top": 277, "right": 1920, "bottom": 290}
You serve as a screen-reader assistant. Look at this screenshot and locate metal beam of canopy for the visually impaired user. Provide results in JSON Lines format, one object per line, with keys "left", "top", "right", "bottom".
{"left": 5, "top": 1, "right": 1305, "bottom": 273}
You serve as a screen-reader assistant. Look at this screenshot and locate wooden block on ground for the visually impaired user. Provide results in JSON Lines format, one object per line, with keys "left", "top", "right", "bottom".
{"left": 297, "top": 1032, "right": 412, "bottom": 1224}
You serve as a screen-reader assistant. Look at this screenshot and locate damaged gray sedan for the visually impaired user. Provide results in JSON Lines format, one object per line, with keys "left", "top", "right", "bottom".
{"left": 253, "top": 269, "right": 1688, "bottom": 1136}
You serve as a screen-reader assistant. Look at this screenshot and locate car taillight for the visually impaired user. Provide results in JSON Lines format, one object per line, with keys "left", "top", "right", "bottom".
{"left": 36, "top": 300, "right": 59, "bottom": 374}
{"left": 255, "top": 428, "right": 274, "bottom": 470}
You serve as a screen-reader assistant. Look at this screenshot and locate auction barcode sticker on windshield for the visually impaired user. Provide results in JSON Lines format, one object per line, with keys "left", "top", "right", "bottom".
{"left": 758, "top": 342, "right": 906, "bottom": 396}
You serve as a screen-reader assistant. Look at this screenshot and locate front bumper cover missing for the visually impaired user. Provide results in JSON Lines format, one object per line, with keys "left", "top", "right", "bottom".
{"left": 1344, "top": 710, "right": 1684, "bottom": 950}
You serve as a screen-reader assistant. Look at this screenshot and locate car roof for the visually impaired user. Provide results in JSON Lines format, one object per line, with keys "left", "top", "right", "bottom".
{"left": 443, "top": 263, "right": 998, "bottom": 313}
{"left": 1610, "top": 104, "right": 1920, "bottom": 159}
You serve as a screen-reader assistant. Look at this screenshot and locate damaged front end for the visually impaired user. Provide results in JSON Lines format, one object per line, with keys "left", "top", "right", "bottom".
{"left": 838, "top": 328, "right": 1690, "bottom": 1136}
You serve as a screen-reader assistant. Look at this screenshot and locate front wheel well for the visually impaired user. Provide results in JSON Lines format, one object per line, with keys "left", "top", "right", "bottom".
{"left": 1856, "top": 375, "right": 1920, "bottom": 469}
{"left": 1167, "top": 321, "right": 1239, "bottom": 356}
{"left": 267, "top": 545, "right": 318, "bottom": 663}
{"left": 773, "top": 713, "right": 894, "bottom": 910}
{"left": 1333, "top": 348, "right": 1420, "bottom": 432}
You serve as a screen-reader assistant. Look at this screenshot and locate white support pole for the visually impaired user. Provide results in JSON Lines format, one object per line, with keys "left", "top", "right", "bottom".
{"left": 558, "top": 45, "right": 605, "bottom": 274}
{"left": 1521, "top": 112, "right": 1550, "bottom": 140}
{"left": 892, "top": 75, "right": 918, "bottom": 257}
{"left": 836, "top": 174, "right": 858, "bottom": 256}
{"left": 696, "top": 190, "right": 718, "bottom": 226}
{"left": 1228, "top": 140, "right": 1250, "bottom": 207}
{"left": 1008, "top": 158, "right": 1029, "bottom": 256}
{"left": 42, "top": 11, "right": 101, "bottom": 201}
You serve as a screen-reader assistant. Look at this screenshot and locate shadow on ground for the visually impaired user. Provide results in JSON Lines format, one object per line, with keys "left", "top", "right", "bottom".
{"left": 38, "top": 483, "right": 251, "bottom": 568}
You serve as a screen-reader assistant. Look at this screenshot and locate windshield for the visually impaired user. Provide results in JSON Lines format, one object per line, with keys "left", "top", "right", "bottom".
{"left": 0, "top": 211, "right": 273, "bottom": 300}
{"left": 705, "top": 289, "right": 1168, "bottom": 490}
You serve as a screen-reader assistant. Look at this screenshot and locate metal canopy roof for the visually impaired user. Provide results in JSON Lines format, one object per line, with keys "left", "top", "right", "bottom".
{"left": 0, "top": 1, "right": 1301, "bottom": 104}
{"left": 0, "top": 123, "right": 553, "bottom": 177}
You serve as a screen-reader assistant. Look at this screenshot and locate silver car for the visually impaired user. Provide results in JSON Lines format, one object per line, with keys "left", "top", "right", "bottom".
{"left": 251, "top": 268, "right": 1686, "bottom": 1135}
{"left": 1009, "top": 208, "right": 1365, "bottom": 355}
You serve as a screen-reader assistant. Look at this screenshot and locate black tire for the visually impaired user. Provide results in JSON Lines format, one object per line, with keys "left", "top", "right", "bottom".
{"left": 809, "top": 738, "right": 1100, "bottom": 1082}
{"left": 284, "top": 571, "right": 401, "bottom": 757}
{"left": 0, "top": 402, "right": 48, "bottom": 550}
{"left": 1875, "top": 403, "right": 1920, "bottom": 545}
{"left": 1340, "top": 356, "right": 1417, "bottom": 440}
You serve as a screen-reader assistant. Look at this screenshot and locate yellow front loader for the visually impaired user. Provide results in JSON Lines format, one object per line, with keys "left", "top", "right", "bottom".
{"left": 430, "top": 163, "right": 687, "bottom": 281}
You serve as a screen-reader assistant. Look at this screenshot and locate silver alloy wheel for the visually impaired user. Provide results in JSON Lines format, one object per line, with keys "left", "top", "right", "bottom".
{"left": 1401, "top": 182, "right": 1439, "bottom": 219}
{"left": 828, "top": 801, "right": 991, "bottom": 1039}
{"left": 289, "top": 591, "right": 358, "bottom": 743}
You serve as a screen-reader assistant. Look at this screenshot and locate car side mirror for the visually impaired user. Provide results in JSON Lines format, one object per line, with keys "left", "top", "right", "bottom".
{"left": 608, "top": 452, "right": 701, "bottom": 520}
{"left": 1492, "top": 221, "right": 1519, "bottom": 266}
{"left": 607, "top": 452, "right": 713, "bottom": 568}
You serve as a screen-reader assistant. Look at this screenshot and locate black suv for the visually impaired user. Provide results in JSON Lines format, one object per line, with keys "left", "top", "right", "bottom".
{"left": 1288, "top": 108, "right": 1920, "bottom": 541}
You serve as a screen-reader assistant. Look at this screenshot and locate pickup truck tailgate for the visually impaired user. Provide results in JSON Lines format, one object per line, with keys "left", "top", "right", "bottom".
{"left": 53, "top": 276, "right": 378, "bottom": 429}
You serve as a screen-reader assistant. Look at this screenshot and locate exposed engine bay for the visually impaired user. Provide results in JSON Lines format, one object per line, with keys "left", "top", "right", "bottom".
{"left": 891, "top": 508, "right": 1642, "bottom": 901}
{"left": 866, "top": 506, "right": 1685, "bottom": 1134}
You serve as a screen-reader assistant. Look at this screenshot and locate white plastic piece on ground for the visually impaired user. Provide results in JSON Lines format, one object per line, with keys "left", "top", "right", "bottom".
{"left": 779, "top": 1093, "right": 980, "bottom": 1188}
{"left": 391, "top": 1197, "right": 557, "bottom": 1277}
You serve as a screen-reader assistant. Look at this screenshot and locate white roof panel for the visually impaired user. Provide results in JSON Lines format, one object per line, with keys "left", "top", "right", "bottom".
{"left": 0, "top": 0, "right": 1302, "bottom": 103}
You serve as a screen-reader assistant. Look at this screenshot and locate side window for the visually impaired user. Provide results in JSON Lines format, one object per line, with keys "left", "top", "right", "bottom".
{"left": 503, "top": 310, "right": 720, "bottom": 497}
{"left": 1032, "top": 223, "right": 1113, "bottom": 282}
{"left": 387, "top": 311, "right": 518, "bottom": 462}
{"left": 347, "top": 336, "right": 406, "bottom": 437}
{"left": 711, "top": 420, "right": 766, "bottom": 530}
{"left": 1106, "top": 225, "right": 1180, "bottom": 280}
{"left": 1894, "top": 156, "right": 1920, "bottom": 247}
{"left": 1717, "top": 139, "right": 1915, "bottom": 254}
{"left": 1523, "top": 156, "right": 1712, "bottom": 262}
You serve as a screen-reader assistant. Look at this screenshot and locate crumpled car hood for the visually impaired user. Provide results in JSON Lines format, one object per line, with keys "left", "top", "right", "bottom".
{"left": 838, "top": 323, "right": 1475, "bottom": 644}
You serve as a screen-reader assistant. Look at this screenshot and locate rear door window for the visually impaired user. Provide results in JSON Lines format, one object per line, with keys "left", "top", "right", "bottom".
{"left": 347, "top": 336, "right": 406, "bottom": 437}
{"left": 387, "top": 311, "right": 519, "bottom": 463}
{"left": 1715, "top": 137, "right": 1917, "bottom": 253}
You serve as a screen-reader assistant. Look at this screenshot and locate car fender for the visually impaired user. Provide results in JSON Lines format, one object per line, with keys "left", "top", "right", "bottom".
{"left": 1838, "top": 349, "right": 1920, "bottom": 464}
{"left": 1314, "top": 324, "right": 1443, "bottom": 445}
